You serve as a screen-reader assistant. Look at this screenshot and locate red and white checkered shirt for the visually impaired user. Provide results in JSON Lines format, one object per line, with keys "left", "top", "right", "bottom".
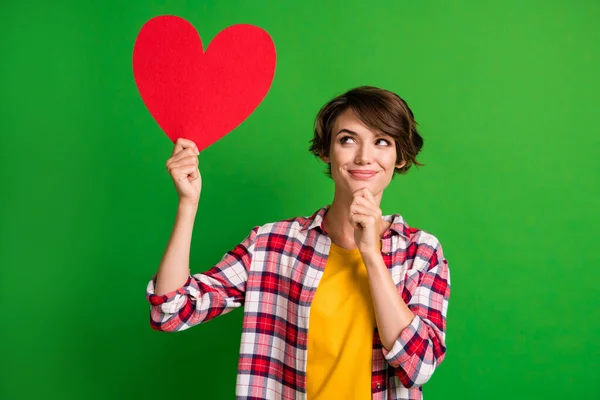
{"left": 146, "top": 205, "right": 450, "bottom": 399}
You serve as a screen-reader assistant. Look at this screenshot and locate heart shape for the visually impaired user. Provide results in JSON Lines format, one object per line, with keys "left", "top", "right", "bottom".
{"left": 132, "top": 15, "right": 276, "bottom": 151}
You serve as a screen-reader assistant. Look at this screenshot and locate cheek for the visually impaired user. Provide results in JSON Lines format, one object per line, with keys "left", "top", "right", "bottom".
{"left": 381, "top": 151, "right": 398, "bottom": 168}
{"left": 330, "top": 147, "right": 351, "bottom": 165}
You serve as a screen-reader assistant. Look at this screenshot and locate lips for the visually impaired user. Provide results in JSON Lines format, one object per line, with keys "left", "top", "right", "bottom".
{"left": 348, "top": 170, "right": 378, "bottom": 180}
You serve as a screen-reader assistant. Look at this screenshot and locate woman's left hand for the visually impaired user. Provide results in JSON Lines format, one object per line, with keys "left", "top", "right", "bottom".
{"left": 349, "top": 187, "right": 383, "bottom": 256}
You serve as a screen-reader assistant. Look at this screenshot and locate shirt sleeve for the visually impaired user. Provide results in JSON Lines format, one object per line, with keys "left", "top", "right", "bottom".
{"left": 145, "top": 226, "right": 260, "bottom": 332}
{"left": 382, "top": 238, "right": 451, "bottom": 388}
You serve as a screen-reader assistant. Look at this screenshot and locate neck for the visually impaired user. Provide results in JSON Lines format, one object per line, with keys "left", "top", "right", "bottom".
{"left": 323, "top": 186, "right": 387, "bottom": 248}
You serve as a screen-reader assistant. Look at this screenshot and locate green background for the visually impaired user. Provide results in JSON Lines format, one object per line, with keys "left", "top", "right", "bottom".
{"left": 1, "top": 0, "right": 598, "bottom": 399}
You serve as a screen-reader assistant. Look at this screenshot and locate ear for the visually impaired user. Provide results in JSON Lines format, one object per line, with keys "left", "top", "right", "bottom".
{"left": 396, "top": 160, "right": 406, "bottom": 169}
{"left": 320, "top": 154, "right": 330, "bottom": 164}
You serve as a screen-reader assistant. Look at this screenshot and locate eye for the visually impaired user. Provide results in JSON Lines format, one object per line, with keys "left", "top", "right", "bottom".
{"left": 339, "top": 136, "right": 355, "bottom": 144}
{"left": 376, "top": 138, "right": 392, "bottom": 146}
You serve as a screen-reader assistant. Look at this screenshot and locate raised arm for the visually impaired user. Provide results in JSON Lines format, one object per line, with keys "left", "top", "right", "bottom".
{"left": 146, "top": 137, "right": 257, "bottom": 331}
{"left": 154, "top": 137, "right": 202, "bottom": 296}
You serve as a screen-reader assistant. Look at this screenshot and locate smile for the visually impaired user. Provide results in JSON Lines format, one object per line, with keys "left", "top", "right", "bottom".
{"left": 348, "top": 170, "right": 378, "bottom": 180}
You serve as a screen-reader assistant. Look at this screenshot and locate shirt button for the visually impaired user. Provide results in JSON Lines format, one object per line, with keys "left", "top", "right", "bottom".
{"left": 376, "top": 383, "right": 382, "bottom": 389}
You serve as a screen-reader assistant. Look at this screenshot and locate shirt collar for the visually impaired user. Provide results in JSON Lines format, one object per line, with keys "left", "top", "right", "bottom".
{"left": 300, "top": 205, "right": 410, "bottom": 239}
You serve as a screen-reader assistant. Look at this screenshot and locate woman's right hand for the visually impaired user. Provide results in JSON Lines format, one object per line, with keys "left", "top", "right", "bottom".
{"left": 166, "top": 138, "right": 202, "bottom": 205}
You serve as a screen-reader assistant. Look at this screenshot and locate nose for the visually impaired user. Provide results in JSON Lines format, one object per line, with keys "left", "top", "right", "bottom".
{"left": 355, "top": 143, "right": 372, "bottom": 165}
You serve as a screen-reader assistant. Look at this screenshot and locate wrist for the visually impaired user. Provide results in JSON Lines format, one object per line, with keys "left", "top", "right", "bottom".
{"left": 360, "top": 249, "right": 384, "bottom": 265}
{"left": 178, "top": 199, "right": 199, "bottom": 212}
{"left": 360, "top": 240, "right": 383, "bottom": 261}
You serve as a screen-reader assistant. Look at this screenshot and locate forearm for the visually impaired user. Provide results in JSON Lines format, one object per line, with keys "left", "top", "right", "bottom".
{"left": 363, "top": 252, "right": 415, "bottom": 351}
{"left": 154, "top": 200, "right": 198, "bottom": 296}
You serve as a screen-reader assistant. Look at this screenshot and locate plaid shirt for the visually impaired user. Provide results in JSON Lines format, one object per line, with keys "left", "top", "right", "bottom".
{"left": 146, "top": 205, "right": 450, "bottom": 399}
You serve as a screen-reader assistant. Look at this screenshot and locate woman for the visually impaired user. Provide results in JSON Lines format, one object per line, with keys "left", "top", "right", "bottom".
{"left": 146, "top": 86, "right": 451, "bottom": 400}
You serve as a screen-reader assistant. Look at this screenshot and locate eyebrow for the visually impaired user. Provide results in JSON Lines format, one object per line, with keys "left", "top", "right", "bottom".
{"left": 335, "top": 129, "right": 389, "bottom": 138}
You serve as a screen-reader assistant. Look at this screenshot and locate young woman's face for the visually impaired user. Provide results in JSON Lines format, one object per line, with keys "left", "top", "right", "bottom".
{"left": 322, "top": 108, "right": 405, "bottom": 198}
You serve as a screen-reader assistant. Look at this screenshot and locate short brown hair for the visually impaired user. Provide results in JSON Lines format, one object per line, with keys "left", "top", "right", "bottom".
{"left": 309, "top": 86, "right": 424, "bottom": 177}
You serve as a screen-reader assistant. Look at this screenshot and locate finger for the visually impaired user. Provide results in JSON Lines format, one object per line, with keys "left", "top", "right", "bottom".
{"left": 358, "top": 187, "right": 376, "bottom": 204}
{"left": 167, "top": 148, "right": 199, "bottom": 167}
{"left": 348, "top": 212, "right": 362, "bottom": 229}
{"left": 172, "top": 137, "right": 199, "bottom": 156}
{"left": 189, "top": 166, "right": 200, "bottom": 181}
{"left": 173, "top": 137, "right": 198, "bottom": 153}
{"left": 349, "top": 205, "right": 377, "bottom": 229}
{"left": 349, "top": 212, "right": 376, "bottom": 230}
{"left": 171, "top": 164, "right": 198, "bottom": 182}
{"left": 352, "top": 192, "right": 381, "bottom": 216}
{"left": 167, "top": 155, "right": 198, "bottom": 171}
{"left": 362, "top": 187, "right": 375, "bottom": 201}
{"left": 350, "top": 203, "right": 375, "bottom": 218}
{"left": 353, "top": 187, "right": 373, "bottom": 204}
{"left": 353, "top": 187, "right": 368, "bottom": 197}
{"left": 360, "top": 189, "right": 382, "bottom": 217}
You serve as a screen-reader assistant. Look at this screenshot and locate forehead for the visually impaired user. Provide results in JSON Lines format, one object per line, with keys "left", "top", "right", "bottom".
{"left": 333, "top": 108, "right": 382, "bottom": 137}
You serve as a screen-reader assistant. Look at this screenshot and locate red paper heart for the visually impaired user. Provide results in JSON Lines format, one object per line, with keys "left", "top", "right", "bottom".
{"left": 133, "top": 15, "right": 276, "bottom": 151}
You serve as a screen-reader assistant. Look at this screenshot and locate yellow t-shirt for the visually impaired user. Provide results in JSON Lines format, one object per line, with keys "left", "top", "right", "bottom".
{"left": 306, "top": 242, "right": 377, "bottom": 399}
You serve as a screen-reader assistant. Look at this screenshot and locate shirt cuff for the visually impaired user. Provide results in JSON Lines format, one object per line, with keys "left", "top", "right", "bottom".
{"left": 381, "top": 315, "right": 426, "bottom": 368}
{"left": 145, "top": 274, "right": 199, "bottom": 314}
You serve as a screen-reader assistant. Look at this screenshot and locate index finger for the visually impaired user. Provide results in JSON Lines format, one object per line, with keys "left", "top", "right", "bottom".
{"left": 354, "top": 187, "right": 372, "bottom": 198}
{"left": 172, "top": 137, "right": 199, "bottom": 156}
{"left": 358, "top": 187, "right": 376, "bottom": 204}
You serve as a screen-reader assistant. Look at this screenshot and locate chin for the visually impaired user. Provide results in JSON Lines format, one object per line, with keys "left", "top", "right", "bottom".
{"left": 348, "top": 180, "right": 382, "bottom": 192}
